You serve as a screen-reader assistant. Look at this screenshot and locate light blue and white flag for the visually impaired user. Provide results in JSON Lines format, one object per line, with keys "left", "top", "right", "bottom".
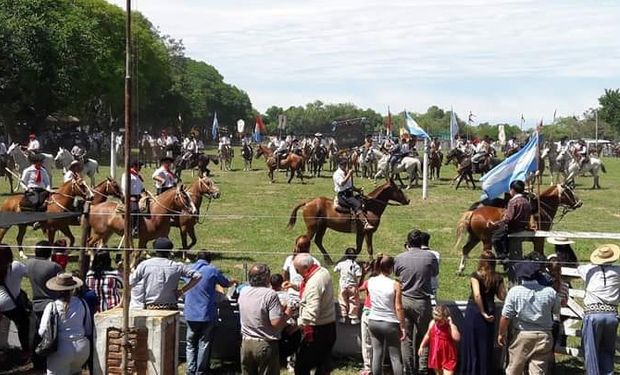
{"left": 211, "top": 112, "right": 219, "bottom": 140}
{"left": 449, "top": 107, "right": 458, "bottom": 147}
{"left": 405, "top": 111, "right": 430, "bottom": 139}
{"left": 480, "top": 132, "right": 541, "bottom": 199}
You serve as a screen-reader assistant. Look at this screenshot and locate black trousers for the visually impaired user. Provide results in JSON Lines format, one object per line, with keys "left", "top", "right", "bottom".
{"left": 337, "top": 191, "right": 362, "bottom": 212}
{"left": 295, "top": 323, "right": 336, "bottom": 375}
{"left": 156, "top": 186, "right": 173, "bottom": 195}
{"left": 2, "top": 307, "right": 30, "bottom": 352}
{"left": 22, "top": 188, "right": 49, "bottom": 210}
{"left": 491, "top": 226, "right": 509, "bottom": 259}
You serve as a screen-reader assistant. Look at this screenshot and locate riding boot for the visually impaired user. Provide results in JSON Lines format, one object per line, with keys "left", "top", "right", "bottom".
{"left": 356, "top": 211, "right": 374, "bottom": 231}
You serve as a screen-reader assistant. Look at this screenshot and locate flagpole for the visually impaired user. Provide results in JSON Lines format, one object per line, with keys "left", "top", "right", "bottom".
{"left": 535, "top": 127, "right": 542, "bottom": 230}
{"left": 422, "top": 137, "right": 429, "bottom": 200}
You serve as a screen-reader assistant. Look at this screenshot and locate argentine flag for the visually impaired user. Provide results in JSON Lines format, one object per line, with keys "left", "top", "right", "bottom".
{"left": 480, "top": 132, "right": 541, "bottom": 199}
{"left": 211, "top": 112, "right": 219, "bottom": 140}
{"left": 405, "top": 111, "right": 430, "bottom": 139}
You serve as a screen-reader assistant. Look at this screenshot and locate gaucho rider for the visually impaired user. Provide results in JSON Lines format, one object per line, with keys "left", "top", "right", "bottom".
{"left": 388, "top": 135, "right": 411, "bottom": 176}
{"left": 20, "top": 154, "right": 51, "bottom": 211}
{"left": 71, "top": 141, "right": 87, "bottom": 162}
{"left": 152, "top": 157, "right": 177, "bottom": 195}
{"left": 333, "top": 159, "right": 374, "bottom": 231}
{"left": 275, "top": 136, "right": 290, "bottom": 167}
{"left": 487, "top": 180, "right": 532, "bottom": 262}
{"left": 121, "top": 161, "right": 145, "bottom": 238}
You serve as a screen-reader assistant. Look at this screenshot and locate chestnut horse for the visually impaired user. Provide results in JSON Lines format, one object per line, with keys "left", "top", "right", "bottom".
{"left": 0, "top": 178, "right": 92, "bottom": 258}
{"left": 86, "top": 185, "right": 196, "bottom": 263}
{"left": 445, "top": 148, "right": 476, "bottom": 190}
{"left": 172, "top": 176, "right": 221, "bottom": 253}
{"left": 454, "top": 184, "right": 582, "bottom": 274}
{"left": 255, "top": 145, "right": 305, "bottom": 183}
{"left": 287, "top": 179, "right": 410, "bottom": 263}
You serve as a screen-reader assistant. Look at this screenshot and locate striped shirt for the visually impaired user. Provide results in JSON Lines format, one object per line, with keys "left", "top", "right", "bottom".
{"left": 86, "top": 270, "right": 123, "bottom": 312}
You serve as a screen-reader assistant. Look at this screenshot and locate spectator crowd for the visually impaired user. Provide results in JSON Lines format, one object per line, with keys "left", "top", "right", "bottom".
{"left": 0, "top": 231, "right": 619, "bottom": 375}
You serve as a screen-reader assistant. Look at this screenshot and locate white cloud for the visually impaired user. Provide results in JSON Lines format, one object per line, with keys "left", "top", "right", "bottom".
{"left": 107, "top": 0, "right": 620, "bottom": 123}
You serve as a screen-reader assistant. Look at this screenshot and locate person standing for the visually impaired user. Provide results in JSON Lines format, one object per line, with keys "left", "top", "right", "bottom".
{"left": 577, "top": 244, "right": 620, "bottom": 375}
{"left": 39, "top": 273, "right": 92, "bottom": 374}
{"left": 420, "top": 232, "right": 440, "bottom": 297}
{"left": 185, "top": 251, "right": 233, "bottom": 375}
{"left": 367, "top": 255, "right": 406, "bottom": 375}
{"left": 333, "top": 247, "right": 362, "bottom": 324}
{"left": 238, "top": 264, "right": 288, "bottom": 375}
{"left": 85, "top": 251, "right": 123, "bottom": 312}
{"left": 458, "top": 251, "right": 506, "bottom": 375}
{"left": 152, "top": 157, "right": 177, "bottom": 195}
{"left": 395, "top": 229, "right": 439, "bottom": 375}
{"left": 129, "top": 237, "right": 201, "bottom": 310}
{"left": 121, "top": 160, "right": 144, "bottom": 238}
{"left": 0, "top": 244, "right": 30, "bottom": 362}
{"left": 294, "top": 253, "right": 337, "bottom": 375}
{"left": 333, "top": 159, "right": 374, "bottom": 230}
{"left": 498, "top": 260, "right": 560, "bottom": 375}
{"left": 26, "top": 240, "right": 63, "bottom": 370}
{"left": 419, "top": 305, "right": 460, "bottom": 375}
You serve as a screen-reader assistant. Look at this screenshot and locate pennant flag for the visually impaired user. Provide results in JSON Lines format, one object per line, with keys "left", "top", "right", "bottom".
{"left": 449, "top": 107, "right": 458, "bottom": 147}
{"left": 178, "top": 113, "right": 183, "bottom": 124}
{"left": 386, "top": 107, "right": 393, "bottom": 135}
{"left": 254, "top": 115, "right": 267, "bottom": 142}
{"left": 405, "top": 111, "right": 430, "bottom": 139}
{"left": 468, "top": 111, "right": 475, "bottom": 124}
{"left": 236, "top": 119, "right": 245, "bottom": 134}
{"left": 480, "top": 132, "right": 541, "bottom": 199}
{"left": 552, "top": 109, "right": 557, "bottom": 123}
{"left": 211, "top": 112, "right": 219, "bottom": 140}
{"left": 498, "top": 124, "right": 506, "bottom": 146}
{"left": 520, "top": 114, "right": 525, "bottom": 129}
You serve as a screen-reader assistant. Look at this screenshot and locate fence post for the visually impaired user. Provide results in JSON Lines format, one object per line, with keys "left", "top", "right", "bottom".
{"left": 110, "top": 131, "right": 116, "bottom": 179}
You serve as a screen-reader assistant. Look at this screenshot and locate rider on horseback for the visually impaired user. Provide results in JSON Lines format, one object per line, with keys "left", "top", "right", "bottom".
{"left": 20, "top": 154, "right": 51, "bottom": 211}
{"left": 182, "top": 134, "right": 199, "bottom": 161}
{"left": 388, "top": 135, "right": 410, "bottom": 176}
{"left": 63, "top": 160, "right": 83, "bottom": 183}
{"left": 487, "top": 180, "right": 532, "bottom": 263}
{"left": 471, "top": 135, "right": 491, "bottom": 165}
{"left": 121, "top": 160, "right": 145, "bottom": 238}
{"left": 71, "top": 141, "right": 87, "bottom": 162}
{"left": 574, "top": 139, "right": 589, "bottom": 168}
{"left": 333, "top": 159, "right": 374, "bottom": 231}
{"left": 275, "top": 136, "right": 289, "bottom": 167}
{"left": 24, "top": 133, "right": 40, "bottom": 156}
{"left": 152, "top": 157, "right": 177, "bottom": 195}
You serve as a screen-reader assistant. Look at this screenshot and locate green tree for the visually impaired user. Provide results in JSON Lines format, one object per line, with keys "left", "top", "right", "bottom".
{"left": 598, "top": 88, "right": 620, "bottom": 134}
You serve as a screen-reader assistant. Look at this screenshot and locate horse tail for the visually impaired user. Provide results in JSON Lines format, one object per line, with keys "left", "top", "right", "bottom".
{"left": 454, "top": 210, "right": 473, "bottom": 251}
{"left": 601, "top": 162, "right": 607, "bottom": 173}
{"left": 287, "top": 201, "right": 307, "bottom": 230}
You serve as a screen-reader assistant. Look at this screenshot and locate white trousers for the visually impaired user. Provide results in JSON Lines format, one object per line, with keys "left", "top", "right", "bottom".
{"left": 47, "top": 337, "right": 90, "bottom": 375}
{"left": 360, "top": 310, "right": 372, "bottom": 371}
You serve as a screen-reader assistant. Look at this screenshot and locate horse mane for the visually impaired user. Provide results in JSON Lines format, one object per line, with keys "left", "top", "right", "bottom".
{"left": 368, "top": 180, "right": 392, "bottom": 198}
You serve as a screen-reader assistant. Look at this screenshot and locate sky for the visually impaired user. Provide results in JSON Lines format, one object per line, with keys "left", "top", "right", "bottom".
{"left": 108, "top": 0, "right": 620, "bottom": 126}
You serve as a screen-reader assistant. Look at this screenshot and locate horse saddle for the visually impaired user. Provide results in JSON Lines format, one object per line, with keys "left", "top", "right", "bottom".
{"left": 333, "top": 197, "right": 353, "bottom": 214}
{"left": 138, "top": 195, "right": 151, "bottom": 214}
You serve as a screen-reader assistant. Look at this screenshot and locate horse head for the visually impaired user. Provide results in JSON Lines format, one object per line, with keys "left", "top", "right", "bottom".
{"left": 382, "top": 179, "right": 411, "bottom": 205}
{"left": 445, "top": 148, "right": 460, "bottom": 165}
{"left": 255, "top": 145, "right": 266, "bottom": 159}
{"left": 557, "top": 184, "right": 583, "bottom": 210}
{"left": 102, "top": 177, "right": 123, "bottom": 199}
{"left": 198, "top": 177, "right": 220, "bottom": 199}
{"left": 66, "top": 177, "right": 93, "bottom": 200}
{"left": 7, "top": 142, "right": 19, "bottom": 155}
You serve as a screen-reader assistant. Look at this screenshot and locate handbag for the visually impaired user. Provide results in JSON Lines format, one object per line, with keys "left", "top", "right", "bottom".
{"left": 2, "top": 283, "right": 33, "bottom": 315}
{"left": 35, "top": 303, "right": 59, "bottom": 356}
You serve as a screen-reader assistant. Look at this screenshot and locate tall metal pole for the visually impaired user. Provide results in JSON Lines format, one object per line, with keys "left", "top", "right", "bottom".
{"left": 122, "top": 0, "right": 133, "bottom": 374}
{"left": 595, "top": 110, "right": 599, "bottom": 156}
{"left": 422, "top": 137, "right": 429, "bottom": 200}
{"left": 110, "top": 131, "right": 116, "bottom": 180}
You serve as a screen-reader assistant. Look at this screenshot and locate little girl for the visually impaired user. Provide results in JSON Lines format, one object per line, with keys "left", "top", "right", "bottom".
{"left": 419, "top": 305, "right": 460, "bottom": 375}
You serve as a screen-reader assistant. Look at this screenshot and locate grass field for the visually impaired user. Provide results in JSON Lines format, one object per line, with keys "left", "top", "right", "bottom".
{"left": 2, "top": 149, "right": 619, "bottom": 374}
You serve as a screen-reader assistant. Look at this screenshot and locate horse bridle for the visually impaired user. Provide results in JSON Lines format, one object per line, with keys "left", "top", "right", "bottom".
{"left": 537, "top": 185, "right": 581, "bottom": 225}
{"left": 50, "top": 179, "right": 91, "bottom": 211}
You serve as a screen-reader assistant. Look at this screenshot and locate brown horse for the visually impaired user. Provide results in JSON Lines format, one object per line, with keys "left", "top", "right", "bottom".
{"left": 90, "top": 178, "right": 124, "bottom": 205}
{"left": 287, "top": 179, "right": 410, "bottom": 263}
{"left": 428, "top": 149, "right": 443, "bottom": 180}
{"left": 86, "top": 185, "right": 196, "bottom": 262}
{"left": 255, "top": 145, "right": 305, "bottom": 183}
{"left": 454, "top": 184, "right": 582, "bottom": 274}
{"left": 0, "top": 178, "right": 93, "bottom": 257}
{"left": 445, "top": 148, "right": 476, "bottom": 190}
{"left": 172, "top": 176, "right": 221, "bottom": 253}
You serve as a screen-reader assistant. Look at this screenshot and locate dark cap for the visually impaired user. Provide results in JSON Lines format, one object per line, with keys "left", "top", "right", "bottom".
{"left": 29, "top": 154, "right": 45, "bottom": 163}
{"left": 153, "top": 237, "right": 174, "bottom": 250}
{"left": 516, "top": 261, "right": 540, "bottom": 280}
{"left": 160, "top": 156, "right": 174, "bottom": 163}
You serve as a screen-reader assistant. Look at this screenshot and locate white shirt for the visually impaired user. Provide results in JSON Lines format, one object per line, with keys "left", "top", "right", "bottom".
{"left": 152, "top": 166, "right": 177, "bottom": 189}
{"left": 121, "top": 172, "right": 144, "bottom": 196}
{"left": 21, "top": 165, "right": 51, "bottom": 190}
{"left": 27, "top": 139, "right": 40, "bottom": 151}
{"left": 71, "top": 145, "right": 82, "bottom": 155}
{"left": 0, "top": 261, "right": 27, "bottom": 312}
{"left": 186, "top": 139, "right": 197, "bottom": 152}
{"left": 63, "top": 170, "right": 78, "bottom": 183}
{"left": 333, "top": 167, "right": 352, "bottom": 193}
{"left": 368, "top": 274, "right": 399, "bottom": 323}
{"left": 39, "top": 296, "right": 92, "bottom": 340}
{"left": 578, "top": 263, "right": 620, "bottom": 306}
{"left": 333, "top": 259, "right": 362, "bottom": 289}
{"left": 282, "top": 255, "right": 321, "bottom": 300}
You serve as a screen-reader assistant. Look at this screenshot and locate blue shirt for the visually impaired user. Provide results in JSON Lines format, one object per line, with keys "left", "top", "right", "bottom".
{"left": 183, "top": 260, "right": 230, "bottom": 322}
{"left": 502, "top": 280, "right": 559, "bottom": 331}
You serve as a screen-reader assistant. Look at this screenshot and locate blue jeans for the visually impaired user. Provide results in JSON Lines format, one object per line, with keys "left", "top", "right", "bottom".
{"left": 582, "top": 312, "right": 618, "bottom": 375}
{"left": 186, "top": 321, "right": 216, "bottom": 375}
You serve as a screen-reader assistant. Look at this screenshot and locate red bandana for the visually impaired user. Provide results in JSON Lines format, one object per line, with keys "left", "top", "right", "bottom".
{"left": 34, "top": 165, "right": 42, "bottom": 183}
{"left": 163, "top": 165, "right": 175, "bottom": 180}
{"left": 299, "top": 264, "right": 320, "bottom": 298}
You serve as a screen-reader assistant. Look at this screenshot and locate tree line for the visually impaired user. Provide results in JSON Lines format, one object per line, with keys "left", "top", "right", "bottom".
{"left": 1, "top": 0, "right": 619, "bottom": 143}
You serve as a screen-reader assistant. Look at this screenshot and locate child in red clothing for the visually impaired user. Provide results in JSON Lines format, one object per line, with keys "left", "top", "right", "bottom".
{"left": 419, "top": 305, "right": 460, "bottom": 375}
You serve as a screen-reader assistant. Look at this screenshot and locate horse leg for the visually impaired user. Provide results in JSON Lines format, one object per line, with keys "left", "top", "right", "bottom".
{"left": 458, "top": 234, "right": 480, "bottom": 275}
{"left": 297, "top": 168, "right": 305, "bottom": 184}
{"left": 396, "top": 173, "right": 406, "bottom": 189}
{"left": 60, "top": 226, "right": 75, "bottom": 247}
{"left": 16, "top": 225, "right": 27, "bottom": 259}
{"left": 313, "top": 225, "right": 333, "bottom": 265}
{"left": 364, "top": 232, "right": 374, "bottom": 259}
{"left": 287, "top": 168, "right": 294, "bottom": 184}
{"left": 469, "top": 173, "right": 476, "bottom": 190}
{"left": 455, "top": 174, "right": 464, "bottom": 190}
{"left": 187, "top": 224, "right": 197, "bottom": 250}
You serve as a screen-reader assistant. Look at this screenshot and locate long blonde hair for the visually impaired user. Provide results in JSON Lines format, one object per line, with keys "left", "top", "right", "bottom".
{"left": 477, "top": 251, "right": 498, "bottom": 291}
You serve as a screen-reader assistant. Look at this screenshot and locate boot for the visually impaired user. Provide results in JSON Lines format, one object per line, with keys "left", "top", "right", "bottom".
{"left": 357, "top": 213, "right": 374, "bottom": 231}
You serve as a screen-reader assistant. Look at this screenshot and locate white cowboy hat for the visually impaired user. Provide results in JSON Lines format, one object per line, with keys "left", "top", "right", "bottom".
{"left": 46, "top": 273, "right": 83, "bottom": 292}
{"left": 590, "top": 244, "right": 620, "bottom": 265}
{"left": 546, "top": 237, "right": 575, "bottom": 245}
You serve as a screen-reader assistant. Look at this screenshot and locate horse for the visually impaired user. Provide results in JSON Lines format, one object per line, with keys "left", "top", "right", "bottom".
{"left": 219, "top": 144, "right": 234, "bottom": 171}
{"left": 241, "top": 143, "right": 253, "bottom": 171}
{"left": 453, "top": 184, "right": 582, "bottom": 274}
{"left": 445, "top": 149, "right": 476, "bottom": 190}
{"left": 287, "top": 179, "right": 410, "bottom": 264}
{"left": 173, "top": 154, "right": 219, "bottom": 179}
{"left": 428, "top": 149, "right": 443, "bottom": 180}
{"left": 0, "top": 155, "right": 15, "bottom": 193}
{"left": 360, "top": 148, "right": 381, "bottom": 179}
{"left": 374, "top": 155, "right": 420, "bottom": 189}
{"left": 0, "top": 178, "right": 92, "bottom": 258}
{"left": 54, "top": 148, "right": 99, "bottom": 186}
{"left": 7, "top": 143, "right": 54, "bottom": 186}
{"left": 172, "top": 177, "right": 221, "bottom": 256}
{"left": 327, "top": 143, "right": 339, "bottom": 171}
{"left": 310, "top": 145, "right": 327, "bottom": 177}
{"left": 85, "top": 185, "right": 196, "bottom": 262}
{"left": 255, "top": 145, "right": 305, "bottom": 184}
{"left": 556, "top": 149, "right": 606, "bottom": 189}
{"left": 90, "top": 178, "right": 124, "bottom": 205}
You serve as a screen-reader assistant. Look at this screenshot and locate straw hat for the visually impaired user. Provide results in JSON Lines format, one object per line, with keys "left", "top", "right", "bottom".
{"left": 46, "top": 273, "right": 83, "bottom": 292}
{"left": 547, "top": 237, "right": 575, "bottom": 246}
{"left": 590, "top": 244, "right": 620, "bottom": 265}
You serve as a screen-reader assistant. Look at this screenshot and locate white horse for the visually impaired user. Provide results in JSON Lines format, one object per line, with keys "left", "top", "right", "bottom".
{"left": 54, "top": 148, "right": 99, "bottom": 186}
{"left": 360, "top": 148, "right": 383, "bottom": 179}
{"left": 374, "top": 154, "right": 420, "bottom": 189}
{"left": 556, "top": 149, "right": 606, "bottom": 189}
{"left": 7, "top": 143, "right": 54, "bottom": 186}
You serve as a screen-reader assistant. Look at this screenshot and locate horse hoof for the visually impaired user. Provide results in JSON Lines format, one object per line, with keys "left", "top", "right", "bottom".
{"left": 19, "top": 251, "right": 27, "bottom": 260}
